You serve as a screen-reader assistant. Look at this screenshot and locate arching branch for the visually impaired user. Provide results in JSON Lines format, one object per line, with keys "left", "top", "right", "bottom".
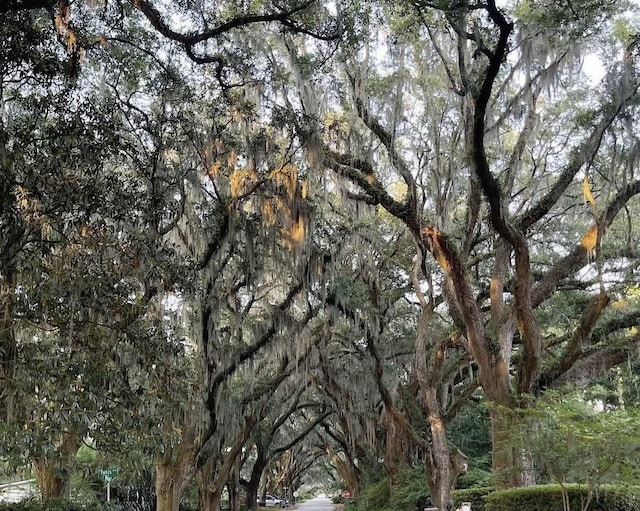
{"left": 532, "top": 180, "right": 640, "bottom": 308}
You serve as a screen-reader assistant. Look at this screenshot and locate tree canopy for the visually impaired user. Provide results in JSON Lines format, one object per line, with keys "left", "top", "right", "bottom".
{"left": 1, "top": 0, "right": 640, "bottom": 510}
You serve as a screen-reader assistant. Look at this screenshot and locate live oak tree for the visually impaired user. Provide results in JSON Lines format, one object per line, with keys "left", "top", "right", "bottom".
{"left": 1, "top": 1, "right": 340, "bottom": 506}
{"left": 3, "top": 0, "right": 640, "bottom": 509}
{"left": 314, "top": 207, "right": 473, "bottom": 505}
{"left": 241, "top": 378, "right": 328, "bottom": 510}
{"left": 267, "top": 0, "right": 640, "bottom": 507}
{"left": 0, "top": 3, "right": 330, "bottom": 504}
{"left": 136, "top": 59, "right": 345, "bottom": 510}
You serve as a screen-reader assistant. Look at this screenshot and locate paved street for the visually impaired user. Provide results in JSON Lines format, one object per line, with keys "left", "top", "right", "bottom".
{"left": 296, "top": 495, "right": 335, "bottom": 511}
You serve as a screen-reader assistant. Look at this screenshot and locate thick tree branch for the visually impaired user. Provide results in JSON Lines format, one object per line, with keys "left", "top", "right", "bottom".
{"left": 470, "top": 0, "right": 514, "bottom": 240}
{"left": 271, "top": 410, "right": 332, "bottom": 457}
{"left": 517, "top": 75, "right": 640, "bottom": 232}
{"left": 194, "top": 210, "right": 231, "bottom": 271}
{"left": 470, "top": 1, "right": 546, "bottom": 396}
{"left": 539, "top": 291, "right": 610, "bottom": 390}
{"left": 348, "top": 75, "right": 418, "bottom": 217}
{"left": 532, "top": 180, "right": 640, "bottom": 308}
{"left": 323, "top": 289, "right": 428, "bottom": 448}
{"left": 325, "top": 150, "right": 409, "bottom": 219}
{"left": 549, "top": 334, "right": 640, "bottom": 388}
{"left": 131, "top": 0, "right": 338, "bottom": 64}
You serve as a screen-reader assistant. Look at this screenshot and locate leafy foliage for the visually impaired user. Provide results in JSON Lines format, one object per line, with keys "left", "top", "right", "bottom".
{"left": 389, "top": 467, "right": 430, "bottom": 511}
{"left": 2, "top": 0, "right": 640, "bottom": 507}
{"left": 485, "top": 485, "right": 640, "bottom": 511}
{"left": 508, "top": 394, "right": 640, "bottom": 491}
{"left": 354, "top": 477, "right": 392, "bottom": 511}
{"left": 0, "top": 498, "right": 106, "bottom": 511}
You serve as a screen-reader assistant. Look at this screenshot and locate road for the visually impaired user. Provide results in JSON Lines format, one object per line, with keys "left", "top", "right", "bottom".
{"left": 0, "top": 480, "right": 36, "bottom": 503}
{"left": 296, "top": 495, "right": 335, "bottom": 511}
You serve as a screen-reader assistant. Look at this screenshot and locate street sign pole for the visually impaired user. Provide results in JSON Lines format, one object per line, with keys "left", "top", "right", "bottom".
{"left": 99, "top": 468, "right": 118, "bottom": 503}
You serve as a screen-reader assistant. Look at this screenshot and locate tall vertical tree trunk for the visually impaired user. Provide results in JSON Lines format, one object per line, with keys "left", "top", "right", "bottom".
{"left": 32, "top": 432, "right": 82, "bottom": 500}
{"left": 328, "top": 450, "right": 360, "bottom": 497}
{"left": 156, "top": 464, "right": 180, "bottom": 511}
{"left": 199, "top": 417, "right": 256, "bottom": 511}
{"left": 156, "top": 462, "right": 187, "bottom": 511}
{"left": 246, "top": 450, "right": 267, "bottom": 509}
{"left": 383, "top": 410, "right": 410, "bottom": 485}
{"left": 33, "top": 458, "right": 71, "bottom": 500}
{"left": 422, "top": 389, "right": 467, "bottom": 511}
{"left": 156, "top": 449, "right": 196, "bottom": 511}
{"left": 414, "top": 305, "right": 467, "bottom": 511}
{"left": 228, "top": 463, "right": 241, "bottom": 511}
{"left": 197, "top": 455, "right": 223, "bottom": 511}
{"left": 490, "top": 407, "right": 535, "bottom": 488}
{"left": 0, "top": 268, "right": 17, "bottom": 422}
{"left": 196, "top": 456, "right": 236, "bottom": 511}
{"left": 200, "top": 484, "right": 224, "bottom": 511}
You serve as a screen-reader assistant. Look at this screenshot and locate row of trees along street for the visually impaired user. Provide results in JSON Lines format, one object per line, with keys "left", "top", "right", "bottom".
{"left": 1, "top": 0, "right": 640, "bottom": 510}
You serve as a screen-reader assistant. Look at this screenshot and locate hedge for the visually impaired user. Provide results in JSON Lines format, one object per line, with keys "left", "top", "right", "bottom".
{"left": 0, "top": 499, "right": 108, "bottom": 511}
{"left": 485, "top": 485, "right": 640, "bottom": 511}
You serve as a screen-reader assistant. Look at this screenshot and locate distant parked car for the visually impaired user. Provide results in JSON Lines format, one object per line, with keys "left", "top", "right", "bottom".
{"left": 260, "top": 495, "right": 283, "bottom": 507}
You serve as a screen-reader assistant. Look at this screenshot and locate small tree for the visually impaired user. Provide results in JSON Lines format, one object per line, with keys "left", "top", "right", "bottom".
{"left": 509, "top": 392, "right": 640, "bottom": 511}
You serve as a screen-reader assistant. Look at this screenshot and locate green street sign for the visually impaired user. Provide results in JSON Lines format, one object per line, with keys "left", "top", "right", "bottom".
{"left": 100, "top": 468, "right": 118, "bottom": 483}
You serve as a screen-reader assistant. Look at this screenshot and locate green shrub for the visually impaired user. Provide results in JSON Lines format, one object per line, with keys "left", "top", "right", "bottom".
{"left": 485, "top": 484, "right": 640, "bottom": 511}
{"left": 453, "top": 487, "right": 493, "bottom": 511}
{"left": 0, "top": 498, "right": 106, "bottom": 511}
{"left": 456, "top": 468, "right": 493, "bottom": 490}
{"left": 390, "top": 467, "right": 429, "bottom": 511}
{"left": 357, "top": 477, "right": 391, "bottom": 511}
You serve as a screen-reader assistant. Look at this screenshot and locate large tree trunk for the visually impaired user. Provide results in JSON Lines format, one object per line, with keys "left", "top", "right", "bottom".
{"left": 156, "top": 462, "right": 189, "bottom": 511}
{"left": 329, "top": 450, "right": 360, "bottom": 497}
{"left": 228, "top": 463, "right": 241, "bottom": 511}
{"left": 198, "top": 417, "right": 257, "bottom": 511}
{"left": 32, "top": 432, "right": 82, "bottom": 500}
{"left": 33, "top": 458, "right": 71, "bottom": 500}
{"left": 383, "top": 409, "right": 410, "bottom": 485}
{"left": 414, "top": 304, "right": 467, "bottom": 511}
{"left": 155, "top": 446, "right": 197, "bottom": 511}
{"left": 246, "top": 449, "right": 267, "bottom": 509}
{"left": 0, "top": 268, "right": 17, "bottom": 422}
{"left": 422, "top": 388, "right": 467, "bottom": 511}
{"left": 155, "top": 466, "right": 179, "bottom": 511}
{"left": 424, "top": 447, "right": 468, "bottom": 511}
{"left": 490, "top": 407, "right": 536, "bottom": 488}
{"left": 197, "top": 455, "right": 225, "bottom": 511}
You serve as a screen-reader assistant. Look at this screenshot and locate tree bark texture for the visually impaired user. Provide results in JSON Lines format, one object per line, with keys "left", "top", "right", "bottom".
{"left": 245, "top": 449, "right": 267, "bottom": 509}
{"left": 198, "top": 417, "right": 256, "bottom": 511}
{"left": 383, "top": 409, "right": 411, "bottom": 485}
{"left": 33, "top": 458, "right": 71, "bottom": 500}
{"left": 32, "top": 432, "right": 82, "bottom": 500}
{"left": 0, "top": 268, "right": 17, "bottom": 422}
{"left": 197, "top": 455, "right": 225, "bottom": 511}
{"left": 155, "top": 444, "right": 198, "bottom": 511}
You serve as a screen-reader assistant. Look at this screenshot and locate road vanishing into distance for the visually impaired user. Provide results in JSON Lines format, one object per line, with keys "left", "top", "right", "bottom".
{"left": 298, "top": 496, "right": 335, "bottom": 511}
{"left": 0, "top": 483, "right": 336, "bottom": 509}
